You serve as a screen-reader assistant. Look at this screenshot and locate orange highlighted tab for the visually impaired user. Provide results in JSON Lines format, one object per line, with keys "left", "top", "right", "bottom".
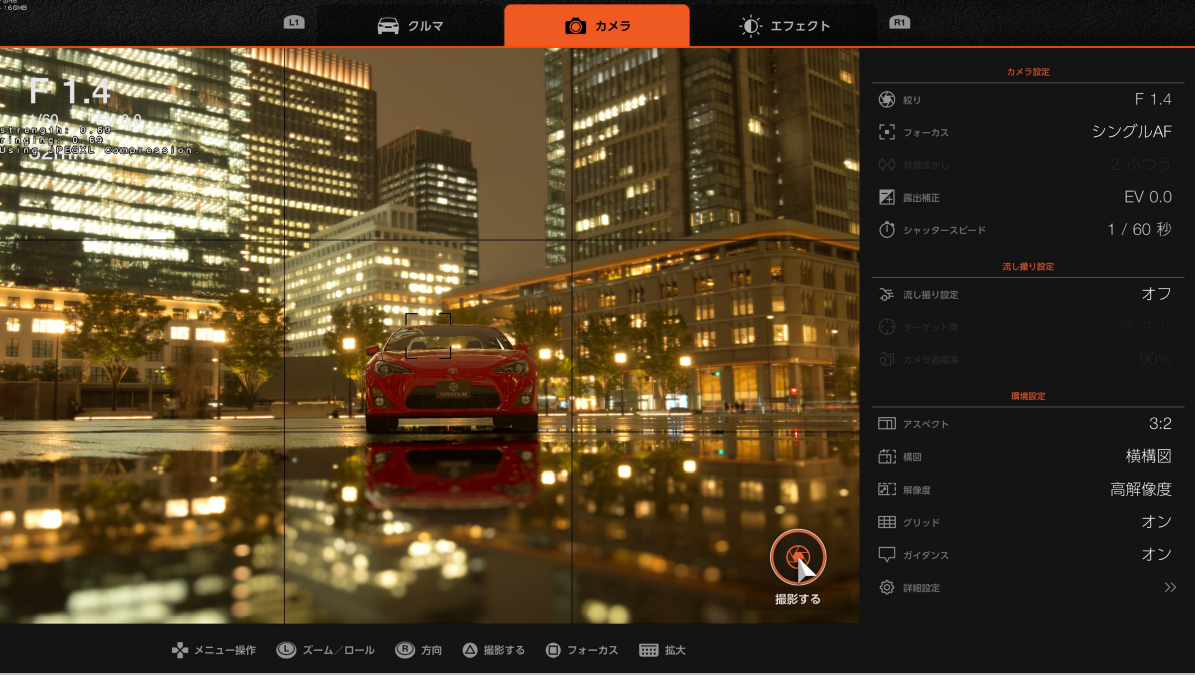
{"left": 505, "top": 5, "right": 690, "bottom": 47}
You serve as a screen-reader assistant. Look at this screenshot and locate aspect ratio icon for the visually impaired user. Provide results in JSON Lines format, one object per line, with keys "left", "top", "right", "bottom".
{"left": 879, "top": 221, "right": 896, "bottom": 238}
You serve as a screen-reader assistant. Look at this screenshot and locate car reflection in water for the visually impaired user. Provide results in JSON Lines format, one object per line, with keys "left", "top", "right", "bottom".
{"left": 365, "top": 440, "right": 539, "bottom": 524}
{"left": 0, "top": 429, "right": 859, "bottom": 624}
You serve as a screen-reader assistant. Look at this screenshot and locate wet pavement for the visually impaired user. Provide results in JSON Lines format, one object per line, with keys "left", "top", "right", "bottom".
{"left": 0, "top": 415, "right": 859, "bottom": 623}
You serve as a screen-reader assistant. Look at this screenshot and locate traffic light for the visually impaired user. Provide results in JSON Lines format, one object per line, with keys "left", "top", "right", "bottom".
{"left": 789, "top": 387, "right": 798, "bottom": 395}
{"left": 713, "top": 370, "right": 721, "bottom": 376}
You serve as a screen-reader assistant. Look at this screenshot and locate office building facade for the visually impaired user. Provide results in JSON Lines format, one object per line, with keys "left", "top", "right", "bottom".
{"left": 444, "top": 219, "right": 860, "bottom": 411}
{"left": 242, "top": 48, "right": 378, "bottom": 272}
{"left": 270, "top": 203, "right": 468, "bottom": 357}
{"left": 544, "top": 47, "right": 860, "bottom": 265}
{"left": 0, "top": 47, "right": 253, "bottom": 299}
{"left": 449, "top": 48, "right": 861, "bottom": 409}
{"left": 0, "top": 286, "right": 229, "bottom": 407}
{"left": 378, "top": 128, "right": 480, "bottom": 284}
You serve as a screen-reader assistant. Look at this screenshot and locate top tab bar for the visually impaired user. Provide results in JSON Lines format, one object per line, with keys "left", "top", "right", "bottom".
{"left": 505, "top": 4, "right": 690, "bottom": 47}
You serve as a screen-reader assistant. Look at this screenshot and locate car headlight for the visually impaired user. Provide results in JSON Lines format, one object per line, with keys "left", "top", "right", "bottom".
{"left": 371, "top": 387, "right": 392, "bottom": 408}
{"left": 375, "top": 361, "right": 413, "bottom": 376}
{"left": 493, "top": 360, "right": 530, "bottom": 374}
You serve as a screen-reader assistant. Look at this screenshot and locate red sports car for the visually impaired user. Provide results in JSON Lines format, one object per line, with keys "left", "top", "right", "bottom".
{"left": 363, "top": 324, "right": 538, "bottom": 433}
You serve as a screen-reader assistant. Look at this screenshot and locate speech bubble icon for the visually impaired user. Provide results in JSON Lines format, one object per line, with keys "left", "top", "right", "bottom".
{"left": 878, "top": 546, "right": 896, "bottom": 562}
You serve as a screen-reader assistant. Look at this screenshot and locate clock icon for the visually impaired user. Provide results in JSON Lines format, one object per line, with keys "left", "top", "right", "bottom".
{"left": 879, "top": 221, "right": 895, "bottom": 238}
{"left": 878, "top": 318, "right": 896, "bottom": 335}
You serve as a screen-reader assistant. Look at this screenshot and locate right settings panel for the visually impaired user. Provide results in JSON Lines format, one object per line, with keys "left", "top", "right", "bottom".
{"left": 861, "top": 48, "right": 1188, "bottom": 629}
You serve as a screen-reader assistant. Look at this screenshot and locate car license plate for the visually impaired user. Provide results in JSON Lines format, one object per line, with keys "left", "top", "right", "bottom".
{"left": 435, "top": 380, "right": 471, "bottom": 399}
{"left": 437, "top": 460, "right": 472, "bottom": 479}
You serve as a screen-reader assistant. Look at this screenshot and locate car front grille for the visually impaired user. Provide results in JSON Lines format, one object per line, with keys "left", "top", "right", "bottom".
{"left": 405, "top": 386, "right": 501, "bottom": 410}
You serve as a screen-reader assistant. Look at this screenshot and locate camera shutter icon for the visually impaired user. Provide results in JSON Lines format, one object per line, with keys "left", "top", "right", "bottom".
{"left": 284, "top": 15, "right": 306, "bottom": 29}
{"left": 888, "top": 15, "right": 910, "bottom": 29}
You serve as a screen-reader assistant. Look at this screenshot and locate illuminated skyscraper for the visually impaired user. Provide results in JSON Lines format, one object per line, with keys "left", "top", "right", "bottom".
{"left": 0, "top": 48, "right": 379, "bottom": 300}
{"left": 0, "top": 47, "right": 253, "bottom": 299}
{"left": 544, "top": 48, "right": 860, "bottom": 265}
{"left": 378, "top": 128, "right": 479, "bottom": 285}
{"left": 242, "top": 48, "right": 377, "bottom": 271}
{"left": 544, "top": 48, "right": 568, "bottom": 267}
{"left": 270, "top": 203, "right": 467, "bottom": 356}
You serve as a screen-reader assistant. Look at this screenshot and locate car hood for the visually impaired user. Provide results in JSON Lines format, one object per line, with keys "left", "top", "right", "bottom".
{"left": 380, "top": 349, "right": 525, "bottom": 372}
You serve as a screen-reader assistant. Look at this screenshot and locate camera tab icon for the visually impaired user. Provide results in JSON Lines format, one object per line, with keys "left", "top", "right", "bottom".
{"left": 565, "top": 17, "right": 586, "bottom": 34}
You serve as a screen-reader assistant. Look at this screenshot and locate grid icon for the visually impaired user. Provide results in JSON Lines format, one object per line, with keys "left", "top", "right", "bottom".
{"left": 639, "top": 644, "right": 660, "bottom": 658}
{"left": 878, "top": 515, "right": 897, "bottom": 529}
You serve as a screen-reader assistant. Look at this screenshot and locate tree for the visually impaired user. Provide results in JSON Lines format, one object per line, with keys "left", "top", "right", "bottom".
{"left": 165, "top": 345, "right": 208, "bottom": 416}
{"left": 62, "top": 290, "right": 169, "bottom": 410}
{"left": 506, "top": 309, "right": 559, "bottom": 351}
{"left": 323, "top": 304, "right": 389, "bottom": 411}
{"left": 211, "top": 293, "right": 288, "bottom": 409}
{"left": 437, "top": 305, "right": 488, "bottom": 326}
{"left": 833, "top": 354, "right": 860, "bottom": 400}
{"left": 551, "top": 356, "right": 590, "bottom": 410}
{"left": 507, "top": 309, "right": 560, "bottom": 408}
{"left": 221, "top": 371, "right": 249, "bottom": 408}
{"left": 40, "top": 359, "right": 58, "bottom": 381}
{"left": 634, "top": 310, "right": 694, "bottom": 408}
{"left": 576, "top": 313, "right": 632, "bottom": 410}
{"left": 0, "top": 363, "right": 32, "bottom": 381}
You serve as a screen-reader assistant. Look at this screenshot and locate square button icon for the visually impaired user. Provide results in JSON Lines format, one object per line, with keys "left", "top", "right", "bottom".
{"left": 639, "top": 644, "right": 659, "bottom": 658}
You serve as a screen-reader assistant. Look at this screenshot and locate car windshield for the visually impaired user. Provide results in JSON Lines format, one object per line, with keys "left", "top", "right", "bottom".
{"left": 385, "top": 326, "right": 511, "bottom": 352}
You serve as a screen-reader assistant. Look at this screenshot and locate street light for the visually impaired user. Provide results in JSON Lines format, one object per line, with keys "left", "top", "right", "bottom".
{"left": 50, "top": 320, "right": 66, "bottom": 421}
{"left": 342, "top": 337, "right": 356, "bottom": 417}
{"left": 764, "top": 316, "right": 775, "bottom": 414}
{"left": 538, "top": 348, "right": 553, "bottom": 415}
{"left": 830, "top": 328, "right": 840, "bottom": 401}
{"left": 614, "top": 352, "right": 628, "bottom": 415}
{"left": 679, "top": 355, "right": 692, "bottom": 367}
{"left": 213, "top": 330, "right": 226, "bottom": 420}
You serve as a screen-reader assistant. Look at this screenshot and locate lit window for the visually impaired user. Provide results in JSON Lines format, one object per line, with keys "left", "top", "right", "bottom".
{"left": 5, "top": 318, "right": 17, "bottom": 332}
{"left": 773, "top": 324, "right": 788, "bottom": 344}
{"left": 195, "top": 328, "right": 214, "bottom": 341}
{"left": 171, "top": 326, "right": 190, "bottom": 340}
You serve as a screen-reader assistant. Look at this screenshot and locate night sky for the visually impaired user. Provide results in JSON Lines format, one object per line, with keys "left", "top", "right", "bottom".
{"left": 328, "top": 48, "right": 547, "bottom": 283}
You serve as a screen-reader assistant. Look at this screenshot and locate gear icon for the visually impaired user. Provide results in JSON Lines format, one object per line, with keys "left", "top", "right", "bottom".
{"left": 879, "top": 579, "right": 896, "bottom": 595}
